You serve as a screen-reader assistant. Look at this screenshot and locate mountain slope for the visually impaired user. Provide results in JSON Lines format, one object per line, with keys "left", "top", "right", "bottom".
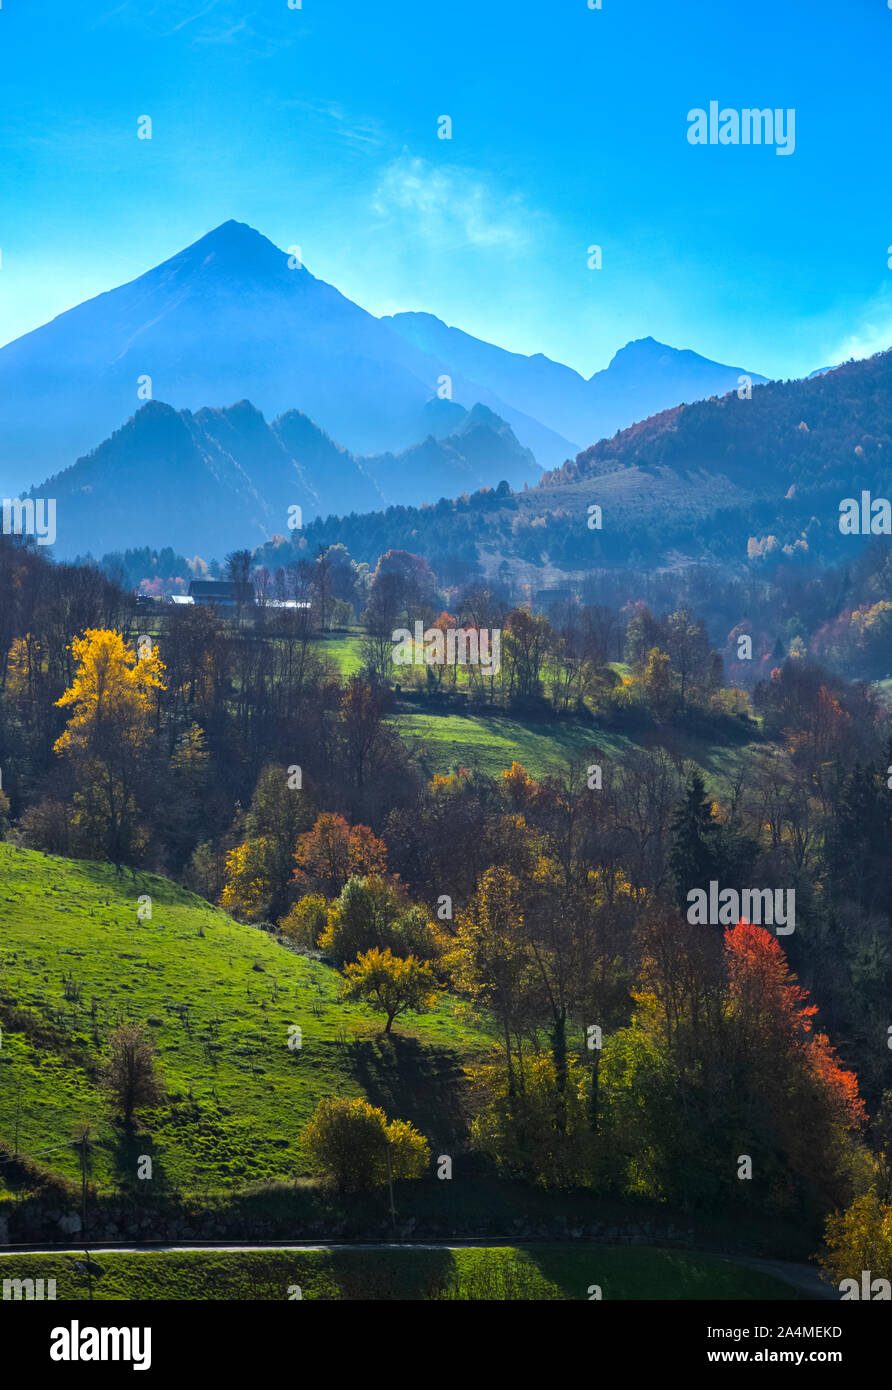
{"left": 271, "top": 410, "right": 384, "bottom": 518}
{"left": 0, "top": 221, "right": 554, "bottom": 491}
{"left": 37, "top": 400, "right": 317, "bottom": 557}
{"left": 257, "top": 349, "right": 892, "bottom": 577}
{"left": 363, "top": 404, "right": 537, "bottom": 504}
{"left": 0, "top": 843, "right": 486, "bottom": 1192}
{"left": 545, "top": 349, "right": 892, "bottom": 494}
{"left": 385, "top": 312, "right": 768, "bottom": 450}
{"left": 36, "top": 397, "right": 537, "bottom": 557}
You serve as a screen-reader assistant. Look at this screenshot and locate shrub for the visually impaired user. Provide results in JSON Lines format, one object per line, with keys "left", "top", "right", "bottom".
{"left": 320, "top": 875, "right": 437, "bottom": 966}
{"left": 278, "top": 893, "right": 329, "bottom": 948}
{"left": 301, "top": 1097, "right": 430, "bottom": 1191}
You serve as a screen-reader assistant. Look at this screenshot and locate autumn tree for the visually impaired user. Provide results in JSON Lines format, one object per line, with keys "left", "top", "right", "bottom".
{"left": 240, "top": 763, "right": 316, "bottom": 917}
{"left": 54, "top": 629, "right": 166, "bottom": 865}
{"left": 641, "top": 647, "right": 673, "bottom": 720}
{"left": 664, "top": 608, "right": 712, "bottom": 705}
{"left": 723, "top": 919, "right": 866, "bottom": 1206}
{"left": 220, "top": 838, "right": 280, "bottom": 921}
{"left": 341, "top": 947, "right": 439, "bottom": 1033}
{"left": 503, "top": 607, "right": 552, "bottom": 703}
{"left": 601, "top": 916, "right": 866, "bottom": 1213}
{"left": 360, "top": 572, "right": 401, "bottom": 683}
{"left": 293, "top": 812, "right": 387, "bottom": 896}
{"left": 820, "top": 1190, "right": 892, "bottom": 1287}
{"left": 279, "top": 893, "right": 329, "bottom": 948}
{"left": 338, "top": 677, "right": 400, "bottom": 792}
{"left": 445, "top": 866, "right": 538, "bottom": 1095}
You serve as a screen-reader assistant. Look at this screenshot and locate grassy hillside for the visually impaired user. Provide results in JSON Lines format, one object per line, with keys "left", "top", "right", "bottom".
{"left": 0, "top": 845, "right": 492, "bottom": 1194}
{"left": 396, "top": 712, "right": 631, "bottom": 780}
{"left": 309, "top": 631, "right": 761, "bottom": 786}
{"left": 0, "top": 1245, "right": 802, "bottom": 1300}
{"left": 395, "top": 708, "right": 760, "bottom": 791}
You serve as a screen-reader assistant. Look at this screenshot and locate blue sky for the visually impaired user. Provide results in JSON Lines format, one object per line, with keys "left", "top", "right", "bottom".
{"left": 1, "top": 0, "right": 890, "bottom": 379}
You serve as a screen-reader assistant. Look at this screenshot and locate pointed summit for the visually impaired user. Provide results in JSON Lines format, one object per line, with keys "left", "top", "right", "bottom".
{"left": 0, "top": 219, "right": 493, "bottom": 487}
{"left": 152, "top": 219, "right": 302, "bottom": 286}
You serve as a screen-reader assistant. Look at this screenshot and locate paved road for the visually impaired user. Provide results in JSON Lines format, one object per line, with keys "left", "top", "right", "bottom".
{"left": 699, "top": 1252, "right": 837, "bottom": 1301}
{"left": 0, "top": 1239, "right": 841, "bottom": 1299}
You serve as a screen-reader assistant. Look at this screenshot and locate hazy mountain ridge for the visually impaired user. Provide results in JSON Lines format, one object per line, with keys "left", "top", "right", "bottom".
{"left": 0, "top": 220, "right": 564, "bottom": 491}
{"left": 543, "top": 348, "right": 892, "bottom": 491}
{"left": 2, "top": 219, "right": 784, "bottom": 500}
{"left": 385, "top": 312, "right": 769, "bottom": 449}
{"left": 249, "top": 347, "right": 892, "bottom": 579}
{"left": 36, "top": 396, "right": 537, "bottom": 558}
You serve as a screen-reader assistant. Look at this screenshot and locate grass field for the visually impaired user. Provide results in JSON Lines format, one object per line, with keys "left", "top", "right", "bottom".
{"left": 313, "top": 630, "right": 364, "bottom": 675}
{"left": 395, "top": 708, "right": 760, "bottom": 792}
{"left": 396, "top": 712, "right": 632, "bottom": 780}
{"left": 0, "top": 845, "right": 492, "bottom": 1194}
{"left": 312, "top": 629, "right": 761, "bottom": 789}
{"left": 0, "top": 1245, "right": 803, "bottom": 1300}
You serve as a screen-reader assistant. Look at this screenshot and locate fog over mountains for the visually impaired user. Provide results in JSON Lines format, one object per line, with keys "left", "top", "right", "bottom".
{"left": 0, "top": 219, "right": 781, "bottom": 557}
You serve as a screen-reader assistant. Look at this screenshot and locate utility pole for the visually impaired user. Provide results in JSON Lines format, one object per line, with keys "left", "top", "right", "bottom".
{"left": 80, "top": 1133, "right": 93, "bottom": 1301}
{"left": 80, "top": 1132, "right": 88, "bottom": 1241}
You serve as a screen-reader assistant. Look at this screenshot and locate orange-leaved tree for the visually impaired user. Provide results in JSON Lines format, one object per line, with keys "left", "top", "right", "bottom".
{"left": 293, "top": 812, "right": 387, "bottom": 896}
{"left": 724, "top": 919, "right": 866, "bottom": 1204}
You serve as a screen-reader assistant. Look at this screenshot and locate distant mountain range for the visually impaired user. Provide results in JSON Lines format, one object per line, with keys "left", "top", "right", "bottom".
{"left": 38, "top": 397, "right": 537, "bottom": 558}
{"left": 5, "top": 217, "right": 875, "bottom": 565}
{"left": 251, "top": 347, "right": 892, "bottom": 579}
{"left": 2, "top": 220, "right": 772, "bottom": 511}
{"left": 384, "top": 313, "right": 769, "bottom": 453}
{"left": 0, "top": 220, "right": 567, "bottom": 494}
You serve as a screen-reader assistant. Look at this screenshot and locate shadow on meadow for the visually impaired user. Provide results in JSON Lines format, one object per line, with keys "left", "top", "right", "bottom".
{"left": 108, "top": 1126, "right": 175, "bottom": 1204}
{"left": 324, "top": 1246, "right": 456, "bottom": 1300}
{"left": 346, "top": 1034, "right": 471, "bottom": 1151}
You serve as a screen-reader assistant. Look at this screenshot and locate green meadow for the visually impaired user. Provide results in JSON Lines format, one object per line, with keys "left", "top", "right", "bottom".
{"left": 0, "top": 1244, "right": 802, "bottom": 1300}
{"left": 396, "top": 711, "right": 631, "bottom": 780}
{"left": 0, "top": 845, "right": 492, "bottom": 1194}
{"left": 394, "top": 708, "right": 760, "bottom": 793}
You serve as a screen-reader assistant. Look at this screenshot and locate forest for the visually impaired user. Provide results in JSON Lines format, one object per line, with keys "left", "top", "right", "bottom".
{"left": 0, "top": 527, "right": 890, "bottom": 1291}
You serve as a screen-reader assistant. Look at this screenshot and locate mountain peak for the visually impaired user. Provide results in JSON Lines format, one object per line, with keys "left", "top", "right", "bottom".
{"left": 197, "top": 219, "right": 267, "bottom": 248}
{"left": 168, "top": 220, "right": 299, "bottom": 281}
{"left": 606, "top": 337, "right": 670, "bottom": 369}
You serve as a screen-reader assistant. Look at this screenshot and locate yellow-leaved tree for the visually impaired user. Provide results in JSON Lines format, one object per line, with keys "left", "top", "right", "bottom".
{"left": 340, "top": 946, "right": 439, "bottom": 1034}
{"left": 54, "top": 629, "right": 165, "bottom": 865}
